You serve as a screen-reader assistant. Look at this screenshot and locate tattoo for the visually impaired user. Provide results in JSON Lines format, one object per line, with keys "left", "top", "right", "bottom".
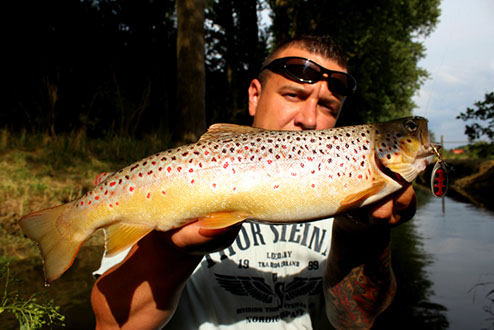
{"left": 324, "top": 245, "right": 396, "bottom": 329}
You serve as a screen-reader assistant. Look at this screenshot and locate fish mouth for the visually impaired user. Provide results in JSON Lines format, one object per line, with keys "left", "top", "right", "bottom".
{"left": 415, "top": 144, "right": 436, "bottom": 169}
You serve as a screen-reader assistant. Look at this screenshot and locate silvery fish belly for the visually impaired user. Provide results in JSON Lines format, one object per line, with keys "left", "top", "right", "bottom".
{"left": 18, "top": 116, "right": 435, "bottom": 283}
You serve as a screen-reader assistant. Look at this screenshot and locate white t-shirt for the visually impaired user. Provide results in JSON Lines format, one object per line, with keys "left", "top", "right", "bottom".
{"left": 95, "top": 219, "right": 333, "bottom": 329}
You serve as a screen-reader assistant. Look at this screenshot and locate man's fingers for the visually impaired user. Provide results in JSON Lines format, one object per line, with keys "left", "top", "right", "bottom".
{"left": 166, "top": 221, "right": 242, "bottom": 256}
{"left": 369, "top": 184, "right": 416, "bottom": 225}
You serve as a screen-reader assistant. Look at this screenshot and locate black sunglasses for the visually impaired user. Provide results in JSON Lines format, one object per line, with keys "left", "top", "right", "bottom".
{"left": 260, "top": 56, "right": 357, "bottom": 96}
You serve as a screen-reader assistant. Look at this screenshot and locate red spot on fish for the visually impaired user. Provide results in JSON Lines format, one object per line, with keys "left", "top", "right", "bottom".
{"left": 80, "top": 201, "right": 84, "bottom": 206}
{"left": 162, "top": 190, "right": 166, "bottom": 195}
{"left": 191, "top": 179, "right": 195, "bottom": 184}
{"left": 147, "top": 193, "right": 151, "bottom": 199}
{"left": 205, "top": 151, "right": 210, "bottom": 155}
{"left": 152, "top": 161, "right": 156, "bottom": 165}
{"left": 95, "top": 196, "right": 99, "bottom": 200}
{"left": 311, "top": 184, "right": 316, "bottom": 188}
{"left": 358, "top": 174, "right": 363, "bottom": 179}
{"left": 233, "top": 187, "right": 237, "bottom": 191}
{"left": 223, "top": 162, "right": 229, "bottom": 169}
{"left": 110, "top": 182, "right": 116, "bottom": 187}
{"left": 116, "top": 202, "right": 119, "bottom": 206}
{"left": 244, "top": 146, "right": 249, "bottom": 150}
{"left": 267, "top": 160, "right": 273, "bottom": 164}
{"left": 274, "top": 185, "right": 279, "bottom": 189}
{"left": 129, "top": 187, "right": 134, "bottom": 192}
{"left": 167, "top": 167, "right": 172, "bottom": 172}
{"left": 109, "top": 204, "right": 113, "bottom": 208}
{"left": 212, "top": 183, "right": 217, "bottom": 188}
{"left": 139, "top": 173, "right": 143, "bottom": 177}
{"left": 291, "top": 172, "right": 297, "bottom": 176}
{"left": 177, "top": 167, "right": 182, "bottom": 172}
{"left": 189, "top": 168, "right": 194, "bottom": 173}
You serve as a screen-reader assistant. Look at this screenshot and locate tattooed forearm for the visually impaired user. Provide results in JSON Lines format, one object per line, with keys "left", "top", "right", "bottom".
{"left": 324, "top": 245, "right": 396, "bottom": 329}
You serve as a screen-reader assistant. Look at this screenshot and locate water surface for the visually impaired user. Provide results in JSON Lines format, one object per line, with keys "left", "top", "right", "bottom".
{"left": 416, "top": 193, "right": 494, "bottom": 329}
{"left": 376, "top": 189, "right": 494, "bottom": 329}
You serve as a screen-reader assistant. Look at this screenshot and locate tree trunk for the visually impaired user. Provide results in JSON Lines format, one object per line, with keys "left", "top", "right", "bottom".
{"left": 176, "top": 0, "right": 206, "bottom": 143}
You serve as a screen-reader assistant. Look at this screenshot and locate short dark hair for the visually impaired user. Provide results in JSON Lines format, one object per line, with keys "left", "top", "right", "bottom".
{"left": 259, "top": 35, "right": 348, "bottom": 85}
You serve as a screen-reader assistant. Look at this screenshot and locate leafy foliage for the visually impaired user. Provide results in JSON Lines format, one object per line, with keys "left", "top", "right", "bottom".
{"left": 0, "top": 265, "right": 65, "bottom": 329}
{"left": 457, "top": 92, "right": 494, "bottom": 142}
{"left": 3, "top": 0, "right": 440, "bottom": 139}
{"left": 267, "top": 0, "right": 441, "bottom": 126}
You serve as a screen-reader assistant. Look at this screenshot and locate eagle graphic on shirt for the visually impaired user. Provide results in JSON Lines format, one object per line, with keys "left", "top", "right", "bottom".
{"left": 215, "top": 273, "right": 322, "bottom": 307}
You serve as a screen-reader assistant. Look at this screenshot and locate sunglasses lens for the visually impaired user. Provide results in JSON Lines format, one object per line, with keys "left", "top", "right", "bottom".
{"left": 284, "top": 59, "right": 321, "bottom": 82}
{"left": 328, "top": 73, "right": 351, "bottom": 96}
{"left": 262, "top": 57, "right": 356, "bottom": 95}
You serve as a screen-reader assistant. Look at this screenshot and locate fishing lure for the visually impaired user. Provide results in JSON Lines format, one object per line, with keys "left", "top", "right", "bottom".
{"left": 430, "top": 145, "right": 450, "bottom": 198}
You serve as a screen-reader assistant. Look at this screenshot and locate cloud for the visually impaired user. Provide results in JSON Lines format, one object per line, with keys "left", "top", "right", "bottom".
{"left": 437, "top": 71, "right": 461, "bottom": 84}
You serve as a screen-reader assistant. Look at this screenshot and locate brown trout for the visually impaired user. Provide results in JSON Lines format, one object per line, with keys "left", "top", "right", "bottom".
{"left": 19, "top": 116, "right": 435, "bottom": 283}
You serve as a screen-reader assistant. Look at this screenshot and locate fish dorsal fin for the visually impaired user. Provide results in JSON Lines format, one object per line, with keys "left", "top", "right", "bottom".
{"left": 94, "top": 172, "right": 114, "bottom": 186}
{"left": 199, "top": 124, "right": 266, "bottom": 142}
{"left": 104, "top": 222, "right": 154, "bottom": 257}
{"left": 197, "top": 211, "right": 250, "bottom": 229}
{"left": 340, "top": 181, "right": 387, "bottom": 207}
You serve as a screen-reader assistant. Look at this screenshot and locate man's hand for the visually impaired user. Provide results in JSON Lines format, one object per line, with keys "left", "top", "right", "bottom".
{"left": 164, "top": 220, "right": 242, "bottom": 256}
{"left": 368, "top": 183, "right": 416, "bottom": 226}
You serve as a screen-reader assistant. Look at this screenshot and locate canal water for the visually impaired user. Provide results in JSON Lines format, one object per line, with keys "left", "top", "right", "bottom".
{"left": 414, "top": 190, "right": 494, "bottom": 329}
{"left": 376, "top": 188, "right": 494, "bottom": 329}
{"left": 2, "top": 188, "right": 494, "bottom": 329}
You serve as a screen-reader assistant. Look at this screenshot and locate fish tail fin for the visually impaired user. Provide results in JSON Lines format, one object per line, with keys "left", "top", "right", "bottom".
{"left": 18, "top": 204, "right": 85, "bottom": 284}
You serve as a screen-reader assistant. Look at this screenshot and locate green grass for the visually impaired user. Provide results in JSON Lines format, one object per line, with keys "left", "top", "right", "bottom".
{"left": 0, "top": 129, "right": 172, "bottom": 263}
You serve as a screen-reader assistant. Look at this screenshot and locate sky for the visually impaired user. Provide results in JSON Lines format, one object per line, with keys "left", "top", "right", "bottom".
{"left": 413, "top": 0, "right": 494, "bottom": 148}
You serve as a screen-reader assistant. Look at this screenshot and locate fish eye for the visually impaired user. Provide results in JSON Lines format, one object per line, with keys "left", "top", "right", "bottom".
{"left": 404, "top": 119, "right": 418, "bottom": 132}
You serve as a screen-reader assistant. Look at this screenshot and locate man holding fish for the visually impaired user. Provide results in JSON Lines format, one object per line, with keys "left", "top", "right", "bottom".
{"left": 89, "top": 35, "right": 416, "bottom": 329}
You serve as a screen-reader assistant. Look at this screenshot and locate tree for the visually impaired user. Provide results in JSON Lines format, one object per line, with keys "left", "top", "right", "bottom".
{"left": 205, "top": 0, "right": 268, "bottom": 125}
{"left": 457, "top": 92, "right": 494, "bottom": 141}
{"left": 176, "top": 0, "right": 207, "bottom": 143}
{"left": 266, "top": 0, "right": 441, "bottom": 126}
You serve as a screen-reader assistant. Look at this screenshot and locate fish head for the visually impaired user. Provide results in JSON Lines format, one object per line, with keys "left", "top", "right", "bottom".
{"left": 374, "top": 116, "right": 435, "bottom": 182}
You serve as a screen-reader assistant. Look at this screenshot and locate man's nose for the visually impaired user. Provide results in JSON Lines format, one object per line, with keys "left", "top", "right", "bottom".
{"left": 294, "top": 99, "right": 317, "bottom": 130}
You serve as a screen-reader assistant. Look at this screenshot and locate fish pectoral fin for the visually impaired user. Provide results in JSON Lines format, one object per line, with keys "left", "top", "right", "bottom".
{"left": 197, "top": 211, "right": 250, "bottom": 229}
{"left": 104, "top": 223, "right": 154, "bottom": 257}
{"left": 386, "top": 163, "right": 417, "bottom": 182}
{"left": 340, "top": 181, "right": 387, "bottom": 207}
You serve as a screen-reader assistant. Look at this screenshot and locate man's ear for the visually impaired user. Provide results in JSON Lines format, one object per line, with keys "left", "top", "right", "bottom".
{"left": 248, "top": 79, "right": 262, "bottom": 117}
